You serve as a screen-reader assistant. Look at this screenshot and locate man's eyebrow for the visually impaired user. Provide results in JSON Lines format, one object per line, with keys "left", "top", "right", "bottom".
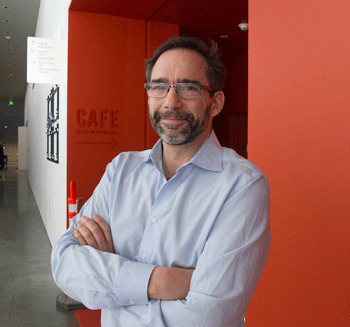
{"left": 151, "top": 78, "right": 168, "bottom": 83}
{"left": 150, "top": 78, "right": 201, "bottom": 84}
{"left": 177, "top": 78, "right": 201, "bottom": 84}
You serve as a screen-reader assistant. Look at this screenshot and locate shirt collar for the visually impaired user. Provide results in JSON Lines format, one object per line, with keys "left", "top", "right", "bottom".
{"left": 144, "top": 130, "right": 223, "bottom": 172}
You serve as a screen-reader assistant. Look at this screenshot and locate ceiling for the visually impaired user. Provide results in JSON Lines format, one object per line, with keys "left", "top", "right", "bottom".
{"left": 0, "top": 0, "right": 41, "bottom": 104}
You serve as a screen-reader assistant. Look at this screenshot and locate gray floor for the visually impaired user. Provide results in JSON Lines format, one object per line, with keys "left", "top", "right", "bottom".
{"left": 0, "top": 168, "right": 79, "bottom": 327}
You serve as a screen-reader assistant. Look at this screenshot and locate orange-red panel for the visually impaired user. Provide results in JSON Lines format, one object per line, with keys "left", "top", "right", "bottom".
{"left": 67, "top": 11, "right": 145, "bottom": 226}
{"left": 69, "top": 0, "right": 168, "bottom": 20}
{"left": 247, "top": 0, "right": 350, "bottom": 325}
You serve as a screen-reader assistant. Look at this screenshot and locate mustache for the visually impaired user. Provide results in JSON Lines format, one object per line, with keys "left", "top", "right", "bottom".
{"left": 153, "top": 111, "right": 193, "bottom": 123}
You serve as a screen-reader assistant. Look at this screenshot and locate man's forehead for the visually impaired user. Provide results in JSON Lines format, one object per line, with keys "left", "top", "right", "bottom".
{"left": 155, "top": 49, "right": 205, "bottom": 66}
{"left": 151, "top": 49, "right": 208, "bottom": 83}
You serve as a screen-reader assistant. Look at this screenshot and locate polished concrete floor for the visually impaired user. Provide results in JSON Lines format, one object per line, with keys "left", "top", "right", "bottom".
{"left": 0, "top": 167, "right": 79, "bottom": 327}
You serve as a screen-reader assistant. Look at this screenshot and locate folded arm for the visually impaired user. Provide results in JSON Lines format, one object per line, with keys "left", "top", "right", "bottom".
{"left": 51, "top": 226, "right": 156, "bottom": 309}
{"left": 73, "top": 213, "right": 194, "bottom": 302}
{"left": 51, "top": 158, "right": 158, "bottom": 309}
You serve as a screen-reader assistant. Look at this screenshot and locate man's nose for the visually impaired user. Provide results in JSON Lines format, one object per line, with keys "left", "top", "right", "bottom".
{"left": 163, "top": 86, "right": 182, "bottom": 109}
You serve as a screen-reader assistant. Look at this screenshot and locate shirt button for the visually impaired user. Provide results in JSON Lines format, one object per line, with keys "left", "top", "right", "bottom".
{"left": 142, "top": 254, "right": 146, "bottom": 260}
{"left": 152, "top": 218, "right": 157, "bottom": 224}
{"left": 129, "top": 300, "right": 134, "bottom": 305}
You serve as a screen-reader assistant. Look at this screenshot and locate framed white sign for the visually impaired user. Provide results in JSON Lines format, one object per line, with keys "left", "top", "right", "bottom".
{"left": 27, "top": 37, "right": 67, "bottom": 84}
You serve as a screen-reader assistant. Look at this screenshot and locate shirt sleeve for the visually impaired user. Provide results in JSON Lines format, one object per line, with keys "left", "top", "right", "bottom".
{"left": 51, "top": 157, "right": 156, "bottom": 309}
{"left": 158, "top": 173, "right": 271, "bottom": 326}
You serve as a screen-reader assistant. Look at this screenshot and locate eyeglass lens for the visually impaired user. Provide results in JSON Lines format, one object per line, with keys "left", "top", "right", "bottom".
{"left": 147, "top": 83, "right": 201, "bottom": 98}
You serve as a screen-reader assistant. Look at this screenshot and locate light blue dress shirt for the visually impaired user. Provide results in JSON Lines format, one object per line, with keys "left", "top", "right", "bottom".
{"left": 51, "top": 130, "right": 270, "bottom": 327}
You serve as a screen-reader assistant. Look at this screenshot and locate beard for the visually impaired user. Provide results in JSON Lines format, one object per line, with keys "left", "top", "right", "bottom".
{"left": 149, "top": 103, "right": 212, "bottom": 146}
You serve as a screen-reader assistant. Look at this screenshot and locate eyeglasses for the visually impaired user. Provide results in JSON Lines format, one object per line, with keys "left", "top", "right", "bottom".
{"left": 144, "top": 83, "right": 214, "bottom": 99}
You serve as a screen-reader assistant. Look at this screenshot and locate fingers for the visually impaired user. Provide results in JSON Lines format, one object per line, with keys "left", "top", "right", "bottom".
{"left": 82, "top": 216, "right": 109, "bottom": 252}
{"left": 92, "top": 215, "right": 115, "bottom": 253}
{"left": 75, "top": 219, "right": 100, "bottom": 250}
{"left": 73, "top": 229, "right": 88, "bottom": 246}
{"left": 74, "top": 215, "right": 114, "bottom": 253}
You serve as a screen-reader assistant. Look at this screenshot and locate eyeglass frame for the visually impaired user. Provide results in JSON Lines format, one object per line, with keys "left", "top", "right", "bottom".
{"left": 144, "top": 82, "right": 215, "bottom": 99}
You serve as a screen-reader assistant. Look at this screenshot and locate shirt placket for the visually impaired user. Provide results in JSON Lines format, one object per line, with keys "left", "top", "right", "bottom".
{"left": 137, "top": 171, "right": 181, "bottom": 265}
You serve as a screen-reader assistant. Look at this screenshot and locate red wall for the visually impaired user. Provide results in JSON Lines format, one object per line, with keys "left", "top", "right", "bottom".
{"left": 67, "top": 12, "right": 146, "bottom": 221}
{"left": 247, "top": 1, "right": 350, "bottom": 325}
{"left": 217, "top": 52, "right": 248, "bottom": 157}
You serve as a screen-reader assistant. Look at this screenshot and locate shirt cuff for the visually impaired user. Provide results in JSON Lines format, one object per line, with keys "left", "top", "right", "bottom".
{"left": 117, "top": 260, "right": 156, "bottom": 306}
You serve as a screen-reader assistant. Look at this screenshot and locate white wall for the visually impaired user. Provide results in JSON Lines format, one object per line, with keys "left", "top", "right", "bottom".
{"left": 24, "top": 0, "right": 72, "bottom": 244}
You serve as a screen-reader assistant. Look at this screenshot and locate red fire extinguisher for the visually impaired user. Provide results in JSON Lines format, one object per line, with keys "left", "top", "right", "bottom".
{"left": 67, "top": 181, "right": 82, "bottom": 228}
{"left": 68, "top": 181, "right": 77, "bottom": 220}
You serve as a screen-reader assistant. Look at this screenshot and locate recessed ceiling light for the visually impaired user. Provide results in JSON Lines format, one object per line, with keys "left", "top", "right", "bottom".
{"left": 5, "top": 35, "right": 11, "bottom": 40}
{"left": 220, "top": 35, "right": 228, "bottom": 39}
{"left": 238, "top": 23, "right": 248, "bottom": 31}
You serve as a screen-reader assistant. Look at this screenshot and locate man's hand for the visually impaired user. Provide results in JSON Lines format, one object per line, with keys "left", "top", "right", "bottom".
{"left": 148, "top": 267, "right": 194, "bottom": 301}
{"left": 74, "top": 214, "right": 115, "bottom": 253}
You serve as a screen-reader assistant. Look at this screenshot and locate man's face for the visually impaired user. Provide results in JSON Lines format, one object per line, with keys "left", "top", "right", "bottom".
{"left": 148, "top": 49, "right": 214, "bottom": 146}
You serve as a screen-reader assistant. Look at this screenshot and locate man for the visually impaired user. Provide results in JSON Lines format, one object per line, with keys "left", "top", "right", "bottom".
{"left": 52, "top": 36, "right": 270, "bottom": 326}
{"left": 0, "top": 143, "right": 4, "bottom": 175}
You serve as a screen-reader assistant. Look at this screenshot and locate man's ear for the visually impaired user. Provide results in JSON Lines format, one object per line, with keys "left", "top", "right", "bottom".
{"left": 210, "top": 91, "right": 225, "bottom": 118}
